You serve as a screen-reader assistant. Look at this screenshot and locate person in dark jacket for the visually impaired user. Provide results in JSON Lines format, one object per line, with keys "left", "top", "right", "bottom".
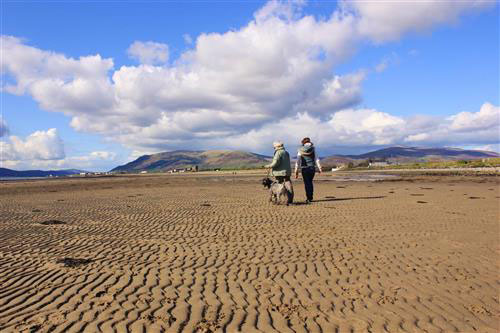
{"left": 294, "top": 137, "right": 322, "bottom": 203}
{"left": 265, "top": 141, "right": 294, "bottom": 204}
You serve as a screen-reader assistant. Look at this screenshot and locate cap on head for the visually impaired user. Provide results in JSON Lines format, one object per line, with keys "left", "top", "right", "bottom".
{"left": 273, "top": 141, "right": 284, "bottom": 148}
{"left": 301, "top": 137, "right": 311, "bottom": 145}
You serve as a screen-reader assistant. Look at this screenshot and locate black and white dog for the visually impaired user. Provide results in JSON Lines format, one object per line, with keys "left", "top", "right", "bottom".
{"left": 262, "top": 177, "right": 289, "bottom": 205}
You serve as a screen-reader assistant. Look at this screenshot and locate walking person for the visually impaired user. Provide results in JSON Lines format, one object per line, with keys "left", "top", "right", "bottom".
{"left": 265, "top": 141, "right": 294, "bottom": 205}
{"left": 295, "top": 137, "right": 322, "bottom": 203}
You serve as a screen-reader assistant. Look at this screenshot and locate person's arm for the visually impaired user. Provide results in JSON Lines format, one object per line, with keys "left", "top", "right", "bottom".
{"left": 295, "top": 152, "right": 301, "bottom": 178}
{"left": 265, "top": 151, "right": 279, "bottom": 169}
{"left": 316, "top": 158, "right": 322, "bottom": 173}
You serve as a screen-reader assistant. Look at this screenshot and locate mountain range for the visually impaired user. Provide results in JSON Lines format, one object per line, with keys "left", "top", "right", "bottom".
{"left": 112, "top": 146, "right": 499, "bottom": 172}
{"left": 321, "top": 146, "right": 499, "bottom": 166}
{"left": 2, "top": 147, "right": 498, "bottom": 177}
{"left": 0, "top": 168, "right": 86, "bottom": 178}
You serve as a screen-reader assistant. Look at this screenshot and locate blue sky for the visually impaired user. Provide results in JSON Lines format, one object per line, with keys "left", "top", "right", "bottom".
{"left": 1, "top": 0, "right": 499, "bottom": 171}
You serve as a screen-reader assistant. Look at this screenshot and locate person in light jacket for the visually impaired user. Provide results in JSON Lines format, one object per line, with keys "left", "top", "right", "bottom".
{"left": 265, "top": 141, "right": 294, "bottom": 204}
{"left": 295, "top": 137, "right": 322, "bottom": 203}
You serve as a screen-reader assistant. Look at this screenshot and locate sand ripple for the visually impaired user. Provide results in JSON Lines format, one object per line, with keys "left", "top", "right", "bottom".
{"left": 0, "top": 174, "right": 498, "bottom": 332}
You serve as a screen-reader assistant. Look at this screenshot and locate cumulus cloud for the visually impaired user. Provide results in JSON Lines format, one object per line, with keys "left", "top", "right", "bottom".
{"left": 1, "top": 1, "right": 497, "bottom": 156}
{"left": 342, "top": 0, "right": 495, "bottom": 43}
{"left": 1, "top": 36, "right": 114, "bottom": 115}
{"left": 1, "top": 128, "right": 65, "bottom": 161}
{"left": 0, "top": 123, "right": 120, "bottom": 170}
{"left": 110, "top": 102, "right": 498, "bottom": 155}
{"left": 404, "top": 103, "right": 500, "bottom": 146}
{"left": 210, "top": 109, "right": 407, "bottom": 152}
{"left": 0, "top": 130, "right": 117, "bottom": 170}
{"left": 448, "top": 102, "right": 499, "bottom": 132}
{"left": 127, "top": 41, "right": 169, "bottom": 65}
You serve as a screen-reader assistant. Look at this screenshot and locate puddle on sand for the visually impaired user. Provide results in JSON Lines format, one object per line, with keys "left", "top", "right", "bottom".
{"left": 320, "top": 174, "right": 402, "bottom": 182}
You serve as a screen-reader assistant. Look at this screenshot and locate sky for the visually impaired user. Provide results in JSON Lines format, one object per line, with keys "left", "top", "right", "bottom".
{"left": 1, "top": 0, "right": 499, "bottom": 171}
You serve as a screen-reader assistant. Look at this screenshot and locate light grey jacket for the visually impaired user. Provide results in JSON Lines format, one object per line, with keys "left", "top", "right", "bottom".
{"left": 266, "top": 147, "right": 292, "bottom": 177}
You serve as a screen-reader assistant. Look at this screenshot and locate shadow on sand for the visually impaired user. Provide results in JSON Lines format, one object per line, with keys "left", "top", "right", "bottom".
{"left": 314, "top": 196, "right": 386, "bottom": 202}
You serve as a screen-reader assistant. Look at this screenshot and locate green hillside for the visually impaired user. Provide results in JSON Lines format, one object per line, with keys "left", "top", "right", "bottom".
{"left": 111, "top": 150, "right": 271, "bottom": 172}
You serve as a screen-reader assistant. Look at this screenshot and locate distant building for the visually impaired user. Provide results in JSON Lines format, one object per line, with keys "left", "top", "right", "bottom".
{"left": 140, "top": 171, "right": 148, "bottom": 174}
{"left": 369, "top": 161, "right": 390, "bottom": 167}
{"left": 169, "top": 166, "right": 198, "bottom": 173}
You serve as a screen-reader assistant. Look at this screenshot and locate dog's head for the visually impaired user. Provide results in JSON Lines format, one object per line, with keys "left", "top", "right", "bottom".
{"left": 262, "top": 177, "right": 273, "bottom": 189}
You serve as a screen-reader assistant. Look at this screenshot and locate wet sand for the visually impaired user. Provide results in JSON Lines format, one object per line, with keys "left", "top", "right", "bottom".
{"left": 0, "top": 172, "right": 499, "bottom": 332}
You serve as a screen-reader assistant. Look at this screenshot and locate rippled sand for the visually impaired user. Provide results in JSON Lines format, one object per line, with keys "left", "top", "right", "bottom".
{"left": 0, "top": 173, "right": 498, "bottom": 332}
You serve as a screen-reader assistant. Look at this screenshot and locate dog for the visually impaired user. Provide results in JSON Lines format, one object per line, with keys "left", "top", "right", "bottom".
{"left": 262, "top": 177, "right": 289, "bottom": 205}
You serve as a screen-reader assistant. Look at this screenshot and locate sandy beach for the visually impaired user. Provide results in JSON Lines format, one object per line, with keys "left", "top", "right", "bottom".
{"left": 0, "top": 172, "right": 498, "bottom": 332}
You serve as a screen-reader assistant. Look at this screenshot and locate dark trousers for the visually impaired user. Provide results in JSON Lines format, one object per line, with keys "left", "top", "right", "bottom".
{"left": 275, "top": 176, "right": 294, "bottom": 204}
{"left": 301, "top": 167, "right": 316, "bottom": 201}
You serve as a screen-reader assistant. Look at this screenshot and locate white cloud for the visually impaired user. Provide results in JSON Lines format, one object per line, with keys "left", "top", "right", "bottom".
{"left": 27, "top": 150, "right": 117, "bottom": 170}
{"left": 448, "top": 102, "right": 499, "bottom": 132}
{"left": 0, "top": 131, "right": 117, "bottom": 170}
{"left": 403, "top": 102, "right": 500, "bottom": 146}
{"left": 460, "top": 144, "right": 500, "bottom": 153}
{"left": 212, "top": 103, "right": 500, "bottom": 153}
{"left": 209, "top": 108, "right": 407, "bottom": 152}
{"left": 342, "top": 0, "right": 495, "bottom": 43}
{"left": 127, "top": 41, "right": 169, "bottom": 65}
{"left": 404, "top": 133, "right": 430, "bottom": 142}
{"left": 1, "top": 36, "right": 114, "bottom": 115}
{"left": 1, "top": 1, "right": 497, "bottom": 157}
{"left": 296, "top": 72, "right": 365, "bottom": 115}
{"left": 1, "top": 128, "right": 65, "bottom": 161}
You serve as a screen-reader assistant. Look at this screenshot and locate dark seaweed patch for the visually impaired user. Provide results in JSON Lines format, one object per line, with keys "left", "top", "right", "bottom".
{"left": 56, "top": 258, "right": 92, "bottom": 268}
{"left": 40, "top": 220, "right": 66, "bottom": 225}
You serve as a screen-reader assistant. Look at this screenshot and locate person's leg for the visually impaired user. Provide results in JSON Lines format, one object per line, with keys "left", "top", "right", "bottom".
{"left": 301, "top": 168, "right": 310, "bottom": 201}
{"left": 308, "top": 169, "right": 316, "bottom": 201}
{"left": 302, "top": 167, "right": 315, "bottom": 201}
{"left": 284, "top": 176, "right": 294, "bottom": 204}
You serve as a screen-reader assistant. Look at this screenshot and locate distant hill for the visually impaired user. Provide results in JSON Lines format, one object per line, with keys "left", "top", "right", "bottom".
{"left": 0, "top": 168, "right": 86, "bottom": 178}
{"left": 320, "top": 146, "right": 499, "bottom": 166}
{"left": 343, "top": 146, "right": 499, "bottom": 160}
{"left": 112, "top": 147, "right": 499, "bottom": 172}
{"left": 111, "top": 150, "right": 271, "bottom": 172}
